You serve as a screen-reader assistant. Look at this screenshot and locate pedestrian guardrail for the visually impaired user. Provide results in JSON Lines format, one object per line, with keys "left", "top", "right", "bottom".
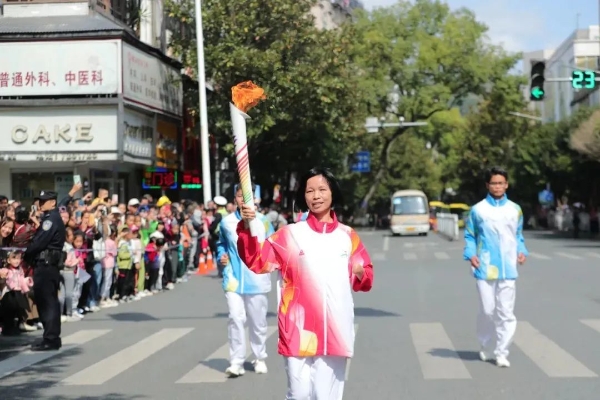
{"left": 437, "top": 213, "right": 459, "bottom": 241}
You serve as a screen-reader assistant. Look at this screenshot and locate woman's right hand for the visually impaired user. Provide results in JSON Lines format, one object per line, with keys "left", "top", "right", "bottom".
{"left": 240, "top": 203, "right": 256, "bottom": 224}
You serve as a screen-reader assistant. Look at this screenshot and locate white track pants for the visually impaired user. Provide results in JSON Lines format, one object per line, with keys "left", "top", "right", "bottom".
{"left": 476, "top": 279, "right": 517, "bottom": 358}
{"left": 285, "top": 356, "right": 347, "bottom": 400}
{"left": 226, "top": 291, "right": 269, "bottom": 366}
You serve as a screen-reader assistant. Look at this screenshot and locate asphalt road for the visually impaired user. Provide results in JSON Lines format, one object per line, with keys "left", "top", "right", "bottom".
{"left": 1, "top": 229, "right": 600, "bottom": 400}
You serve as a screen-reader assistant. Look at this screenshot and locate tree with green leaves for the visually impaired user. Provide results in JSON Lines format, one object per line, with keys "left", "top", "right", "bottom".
{"left": 351, "top": 0, "right": 519, "bottom": 209}
{"left": 164, "top": 0, "right": 363, "bottom": 197}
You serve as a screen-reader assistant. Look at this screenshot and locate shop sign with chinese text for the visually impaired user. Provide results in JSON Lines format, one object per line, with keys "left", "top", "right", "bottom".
{"left": 122, "top": 43, "right": 182, "bottom": 116}
{"left": 0, "top": 40, "right": 119, "bottom": 96}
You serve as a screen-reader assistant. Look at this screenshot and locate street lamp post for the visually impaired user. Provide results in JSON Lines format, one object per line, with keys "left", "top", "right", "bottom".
{"left": 195, "top": 0, "right": 212, "bottom": 205}
{"left": 364, "top": 116, "right": 428, "bottom": 132}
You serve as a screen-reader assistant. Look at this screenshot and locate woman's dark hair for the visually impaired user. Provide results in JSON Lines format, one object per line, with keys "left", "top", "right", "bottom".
{"left": 14, "top": 206, "right": 29, "bottom": 225}
{"left": 294, "top": 168, "right": 343, "bottom": 212}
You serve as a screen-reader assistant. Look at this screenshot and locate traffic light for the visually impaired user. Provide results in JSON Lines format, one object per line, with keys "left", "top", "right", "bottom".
{"left": 530, "top": 61, "right": 545, "bottom": 101}
{"left": 572, "top": 70, "right": 597, "bottom": 89}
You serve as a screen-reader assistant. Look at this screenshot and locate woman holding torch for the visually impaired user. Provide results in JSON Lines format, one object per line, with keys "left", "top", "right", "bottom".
{"left": 237, "top": 167, "right": 374, "bottom": 399}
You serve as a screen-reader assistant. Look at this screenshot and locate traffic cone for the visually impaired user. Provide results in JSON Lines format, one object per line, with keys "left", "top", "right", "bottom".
{"left": 206, "top": 252, "right": 215, "bottom": 271}
{"left": 196, "top": 254, "right": 208, "bottom": 275}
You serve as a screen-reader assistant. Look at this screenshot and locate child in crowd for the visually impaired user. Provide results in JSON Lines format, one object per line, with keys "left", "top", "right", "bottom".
{"left": 116, "top": 227, "right": 134, "bottom": 302}
{"left": 60, "top": 227, "right": 81, "bottom": 321}
{"left": 0, "top": 251, "right": 33, "bottom": 335}
{"left": 145, "top": 231, "right": 162, "bottom": 293}
{"left": 100, "top": 227, "right": 118, "bottom": 308}
{"left": 72, "top": 230, "right": 91, "bottom": 319}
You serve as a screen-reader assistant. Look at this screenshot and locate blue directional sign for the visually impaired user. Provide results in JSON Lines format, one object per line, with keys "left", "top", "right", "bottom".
{"left": 351, "top": 151, "right": 371, "bottom": 173}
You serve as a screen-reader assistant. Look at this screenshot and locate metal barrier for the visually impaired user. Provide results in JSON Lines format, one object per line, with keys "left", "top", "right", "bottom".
{"left": 437, "top": 213, "right": 459, "bottom": 241}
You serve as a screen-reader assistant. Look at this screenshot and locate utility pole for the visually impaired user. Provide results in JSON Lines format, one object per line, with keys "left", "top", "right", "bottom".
{"left": 194, "top": 0, "right": 212, "bottom": 205}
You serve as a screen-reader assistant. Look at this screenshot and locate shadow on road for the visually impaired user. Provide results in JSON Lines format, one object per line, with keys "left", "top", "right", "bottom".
{"left": 108, "top": 312, "right": 159, "bottom": 322}
{"left": 526, "top": 231, "right": 598, "bottom": 242}
{"left": 0, "top": 347, "right": 146, "bottom": 400}
{"left": 428, "top": 348, "right": 481, "bottom": 361}
{"left": 354, "top": 307, "right": 400, "bottom": 317}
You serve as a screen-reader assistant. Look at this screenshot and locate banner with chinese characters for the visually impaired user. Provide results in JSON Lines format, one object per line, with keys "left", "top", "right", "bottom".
{"left": 142, "top": 167, "right": 178, "bottom": 190}
{"left": 0, "top": 40, "right": 119, "bottom": 96}
{"left": 122, "top": 43, "right": 183, "bottom": 116}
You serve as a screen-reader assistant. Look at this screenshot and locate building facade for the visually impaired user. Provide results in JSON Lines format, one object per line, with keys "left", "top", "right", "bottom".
{"left": 311, "top": 0, "right": 353, "bottom": 30}
{"left": 523, "top": 26, "right": 600, "bottom": 123}
{"left": 0, "top": 1, "right": 185, "bottom": 202}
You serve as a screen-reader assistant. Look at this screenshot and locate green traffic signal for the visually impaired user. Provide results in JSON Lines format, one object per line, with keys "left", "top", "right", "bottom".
{"left": 531, "top": 87, "right": 544, "bottom": 99}
{"left": 529, "top": 61, "right": 545, "bottom": 102}
{"left": 572, "top": 70, "right": 596, "bottom": 89}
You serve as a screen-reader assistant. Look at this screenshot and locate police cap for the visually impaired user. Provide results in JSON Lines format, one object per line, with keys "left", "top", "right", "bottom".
{"left": 38, "top": 190, "right": 58, "bottom": 201}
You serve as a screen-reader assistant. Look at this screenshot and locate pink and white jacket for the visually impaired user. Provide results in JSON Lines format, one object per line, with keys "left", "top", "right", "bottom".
{"left": 1, "top": 267, "right": 33, "bottom": 293}
{"left": 237, "top": 211, "right": 373, "bottom": 358}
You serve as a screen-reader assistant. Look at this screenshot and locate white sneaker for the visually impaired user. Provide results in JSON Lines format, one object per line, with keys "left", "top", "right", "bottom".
{"left": 496, "top": 356, "right": 510, "bottom": 368}
{"left": 225, "top": 364, "right": 245, "bottom": 377}
{"left": 60, "top": 315, "right": 68, "bottom": 323}
{"left": 253, "top": 359, "right": 268, "bottom": 374}
{"left": 479, "top": 349, "right": 494, "bottom": 362}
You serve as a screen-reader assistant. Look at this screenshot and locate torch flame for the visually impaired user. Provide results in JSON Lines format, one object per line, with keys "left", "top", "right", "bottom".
{"left": 232, "top": 81, "right": 266, "bottom": 113}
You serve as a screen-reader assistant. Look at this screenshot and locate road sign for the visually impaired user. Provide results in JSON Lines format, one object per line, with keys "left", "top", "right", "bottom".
{"left": 351, "top": 151, "right": 370, "bottom": 173}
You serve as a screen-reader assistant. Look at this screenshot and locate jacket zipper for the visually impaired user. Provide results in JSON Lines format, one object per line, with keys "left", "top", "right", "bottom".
{"left": 322, "top": 223, "right": 328, "bottom": 355}
{"left": 495, "top": 200, "right": 505, "bottom": 279}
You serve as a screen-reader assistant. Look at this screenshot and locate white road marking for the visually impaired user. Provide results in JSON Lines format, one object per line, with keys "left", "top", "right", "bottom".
{"left": 404, "top": 243, "right": 415, "bottom": 248}
{"left": 528, "top": 252, "right": 551, "bottom": 260}
{"left": 434, "top": 252, "right": 450, "bottom": 260}
{"left": 0, "top": 329, "right": 111, "bottom": 379}
{"left": 585, "top": 252, "right": 600, "bottom": 259}
{"left": 372, "top": 253, "right": 386, "bottom": 261}
{"left": 409, "top": 322, "right": 471, "bottom": 380}
{"left": 555, "top": 252, "right": 582, "bottom": 260}
{"left": 383, "top": 236, "right": 390, "bottom": 252}
{"left": 345, "top": 324, "right": 359, "bottom": 380}
{"left": 177, "top": 326, "right": 278, "bottom": 383}
{"left": 62, "top": 328, "right": 193, "bottom": 385}
{"left": 403, "top": 253, "right": 417, "bottom": 260}
{"left": 513, "top": 321, "right": 596, "bottom": 378}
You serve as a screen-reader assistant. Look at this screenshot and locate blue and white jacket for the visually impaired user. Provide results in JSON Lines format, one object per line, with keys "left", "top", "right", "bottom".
{"left": 463, "top": 194, "right": 528, "bottom": 281}
{"left": 217, "top": 211, "right": 274, "bottom": 294}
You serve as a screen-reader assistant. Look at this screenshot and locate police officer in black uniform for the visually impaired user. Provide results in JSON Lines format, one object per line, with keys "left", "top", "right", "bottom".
{"left": 24, "top": 190, "right": 66, "bottom": 351}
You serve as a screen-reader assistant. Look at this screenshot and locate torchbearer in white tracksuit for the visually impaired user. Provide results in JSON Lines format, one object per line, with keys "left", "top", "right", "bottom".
{"left": 463, "top": 166, "right": 528, "bottom": 368}
{"left": 216, "top": 184, "right": 275, "bottom": 377}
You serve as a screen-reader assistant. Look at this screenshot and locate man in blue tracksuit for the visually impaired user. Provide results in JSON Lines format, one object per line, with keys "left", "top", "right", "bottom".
{"left": 463, "top": 166, "right": 528, "bottom": 369}
{"left": 217, "top": 183, "right": 274, "bottom": 377}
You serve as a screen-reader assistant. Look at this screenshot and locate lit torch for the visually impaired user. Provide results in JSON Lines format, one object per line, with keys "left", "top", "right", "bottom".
{"left": 230, "top": 81, "right": 267, "bottom": 237}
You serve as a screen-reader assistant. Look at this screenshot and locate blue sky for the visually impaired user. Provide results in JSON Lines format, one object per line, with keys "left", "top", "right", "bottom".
{"left": 366, "top": 0, "right": 598, "bottom": 53}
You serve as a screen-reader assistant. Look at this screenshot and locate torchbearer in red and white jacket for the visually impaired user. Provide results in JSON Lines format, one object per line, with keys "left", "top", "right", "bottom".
{"left": 237, "top": 167, "right": 374, "bottom": 400}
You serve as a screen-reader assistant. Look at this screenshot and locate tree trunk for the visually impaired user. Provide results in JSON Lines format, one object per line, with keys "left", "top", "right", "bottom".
{"left": 359, "top": 128, "right": 406, "bottom": 213}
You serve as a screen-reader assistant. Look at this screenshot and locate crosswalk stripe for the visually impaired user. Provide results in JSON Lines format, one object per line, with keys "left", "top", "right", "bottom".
{"left": 403, "top": 253, "right": 417, "bottom": 260}
{"left": 580, "top": 319, "right": 600, "bottom": 334}
{"left": 513, "top": 321, "right": 596, "bottom": 377}
{"left": 555, "top": 252, "right": 582, "bottom": 260}
{"left": 177, "top": 326, "right": 278, "bottom": 384}
{"left": 528, "top": 252, "right": 551, "bottom": 260}
{"left": 404, "top": 243, "right": 414, "bottom": 248}
{"left": 409, "top": 322, "right": 471, "bottom": 380}
{"left": 383, "top": 236, "right": 390, "bottom": 252}
{"left": 372, "top": 253, "right": 386, "bottom": 261}
{"left": 345, "top": 324, "right": 359, "bottom": 381}
{"left": 585, "top": 253, "right": 600, "bottom": 259}
{"left": 434, "top": 252, "right": 450, "bottom": 260}
{"left": 0, "top": 329, "right": 110, "bottom": 379}
{"left": 62, "top": 328, "right": 193, "bottom": 385}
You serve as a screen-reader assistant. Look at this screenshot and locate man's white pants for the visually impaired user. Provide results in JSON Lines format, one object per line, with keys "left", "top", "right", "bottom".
{"left": 226, "top": 291, "right": 269, "bottom": 366}
{"left": 285, "top": 356, "right": 347, "bottom": 400}
{"left": 476, "top": 279, "right": 516, "bottom": 358}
